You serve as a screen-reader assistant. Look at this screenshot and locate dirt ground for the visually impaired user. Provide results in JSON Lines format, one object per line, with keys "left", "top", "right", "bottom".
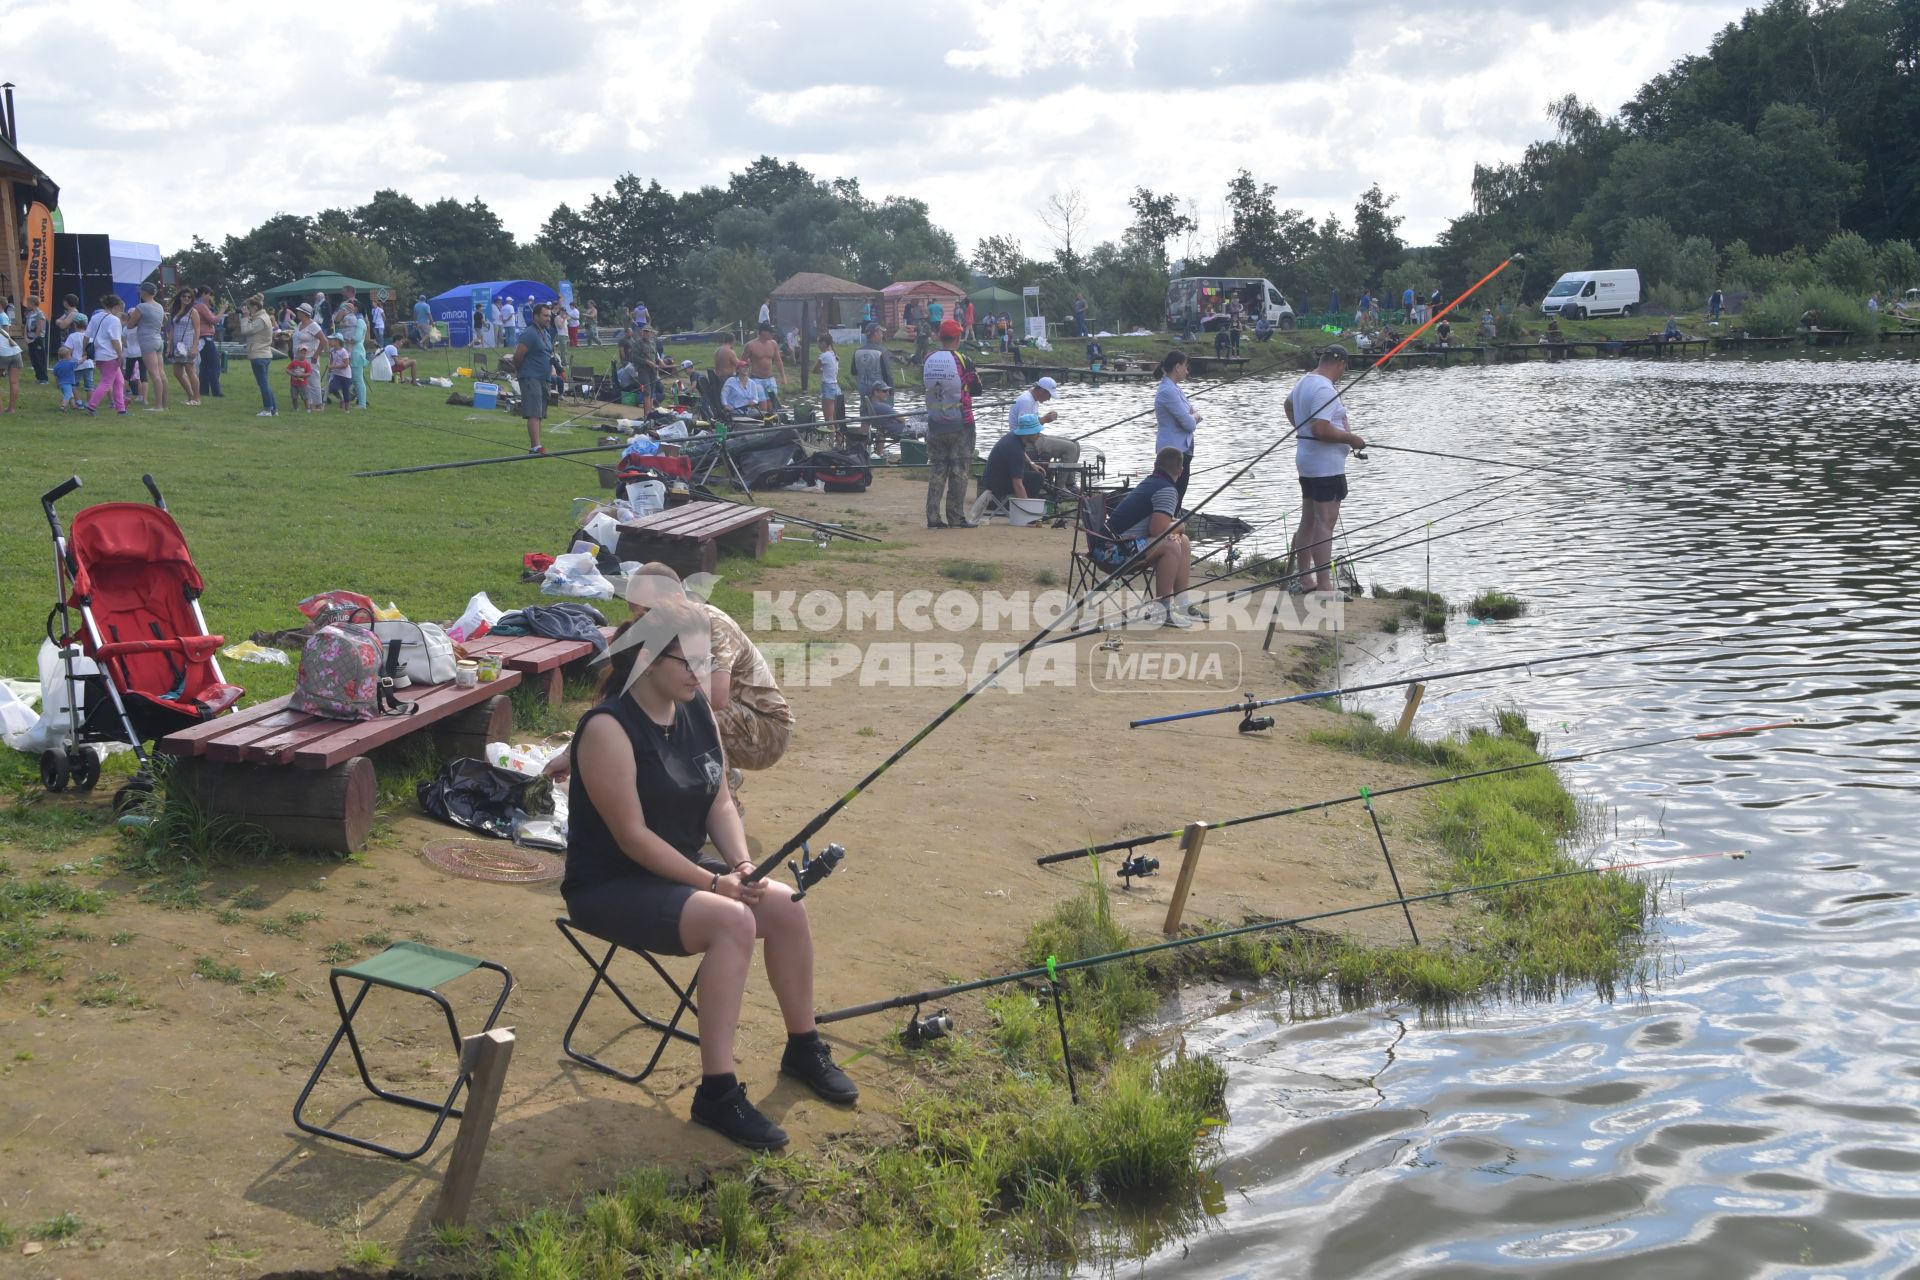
{"left": 0, "top": 469, "right": 1465, "bottom": 1277}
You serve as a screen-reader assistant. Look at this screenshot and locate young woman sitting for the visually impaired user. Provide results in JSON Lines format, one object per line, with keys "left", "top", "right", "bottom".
{"left": 562, "top": 601, "right": 855, "bottom": 1150}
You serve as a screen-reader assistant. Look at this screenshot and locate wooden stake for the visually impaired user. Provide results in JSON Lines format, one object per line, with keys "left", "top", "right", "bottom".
{"left": 431, "top": 1028, "right": 515, "bottom": 1229}
{"left": 1163, "top": 822, "right": 1210, "bottom": 934}
{"left": 1394, "top": 681, "right": 1426, "bottom": 738}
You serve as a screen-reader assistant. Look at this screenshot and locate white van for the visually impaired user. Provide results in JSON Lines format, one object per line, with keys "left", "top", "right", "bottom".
{"left": 1166, "top": 276, "right": 1295, "bottom": 331}
{"left": 1540, "top": 269, "right": 1642, "bottom": 319}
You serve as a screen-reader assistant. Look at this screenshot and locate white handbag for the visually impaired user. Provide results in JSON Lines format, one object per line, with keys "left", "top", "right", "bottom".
{"left": 371, "top": 619, "right": 457, "bottom": 687}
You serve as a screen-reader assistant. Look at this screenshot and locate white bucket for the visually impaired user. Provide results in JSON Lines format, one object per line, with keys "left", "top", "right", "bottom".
{"left": 1008, "top": 497, "right": 1047, "bottom": 527}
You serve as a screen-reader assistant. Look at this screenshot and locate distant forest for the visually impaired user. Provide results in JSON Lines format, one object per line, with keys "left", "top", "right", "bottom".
{"left": 169, "top": 0, "right": 1919, "bottom": 329}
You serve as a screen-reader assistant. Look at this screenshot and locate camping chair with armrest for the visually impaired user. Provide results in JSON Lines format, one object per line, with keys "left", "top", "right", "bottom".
{"left": 1065, "top": 490, "right": 1159, "bottom": 616}
{"left": 292, "top": 941, "right": 513, "bottom": 1161}
{"left": 554, "top": 917, "right": 699, "bottom": 1084}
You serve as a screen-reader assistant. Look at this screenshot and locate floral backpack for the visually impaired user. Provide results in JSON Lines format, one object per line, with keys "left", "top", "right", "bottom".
{"left": 290, "top": 608, "right": 414, "bottom": 721}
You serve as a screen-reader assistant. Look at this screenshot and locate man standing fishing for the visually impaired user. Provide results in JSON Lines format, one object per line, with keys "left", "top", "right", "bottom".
{"left": 1284, "top": 345, "right": 1366, "bottom": 596}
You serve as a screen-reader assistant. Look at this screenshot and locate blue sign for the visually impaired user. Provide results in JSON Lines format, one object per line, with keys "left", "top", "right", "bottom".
{"left": 558, "top": 279, "right": 574, "bottom": 307}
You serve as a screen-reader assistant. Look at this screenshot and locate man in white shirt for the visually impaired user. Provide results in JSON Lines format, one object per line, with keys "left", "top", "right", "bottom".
{"left": 1283, "top": 345, "right": 1366, "bottom": 597}
{"left": 1006, "top": 375, "right": 1081, "bottom": 464}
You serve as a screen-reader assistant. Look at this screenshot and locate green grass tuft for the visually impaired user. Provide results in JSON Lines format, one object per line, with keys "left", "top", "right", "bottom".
{"left": 938, "top": 559, "right": 1001, "bottom": 583}
{"left": 1467, "top": 589, "right": 1525, "bottom": 621}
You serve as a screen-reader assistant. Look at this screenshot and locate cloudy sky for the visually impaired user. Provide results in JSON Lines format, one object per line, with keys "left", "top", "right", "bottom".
{"left": 11, "top": 0, "right": 1752, "bottom": 262}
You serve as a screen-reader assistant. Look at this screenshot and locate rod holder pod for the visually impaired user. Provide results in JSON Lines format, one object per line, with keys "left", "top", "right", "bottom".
{"left": 902, "top": 1006, "right": 953, "bottom": 1047}
{"left": 1117, "top": 854, "right": 1159, "bottom": 888}
{"left": 788, "top": 841, "right": 845, "bottom": 902}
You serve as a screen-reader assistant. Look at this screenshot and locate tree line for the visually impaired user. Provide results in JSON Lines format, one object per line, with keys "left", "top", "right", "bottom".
{"left": 167, "top": 0, "right": 1918, "bottom": 331}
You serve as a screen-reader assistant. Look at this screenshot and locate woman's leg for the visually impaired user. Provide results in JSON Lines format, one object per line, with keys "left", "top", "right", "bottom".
{"left": 145, "top": 353, "right": 167, "bottom": 408}
{"left": 678, "top": 894, "right": 758, "bottom": 1075}
{"left": 252, "top": 358, "right": 277, "bottom": 413}
{"left": 184, "top": 359, "right": 200, "bottom": 403}
{"left": 748, "top": 889, "right": 816, "bottom": 1034}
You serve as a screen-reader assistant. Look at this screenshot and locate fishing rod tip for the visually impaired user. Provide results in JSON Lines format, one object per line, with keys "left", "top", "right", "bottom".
{"left": 1509, "top": 251, "right": 1526, "bottom": 262}
{"left": 1727, "top": 850, "right": 1748, "bottom": 860}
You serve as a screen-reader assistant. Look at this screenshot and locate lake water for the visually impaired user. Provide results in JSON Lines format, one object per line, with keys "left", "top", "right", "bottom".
{"left": 1052, "top": 353, "right": 1920, "bottom": 1277}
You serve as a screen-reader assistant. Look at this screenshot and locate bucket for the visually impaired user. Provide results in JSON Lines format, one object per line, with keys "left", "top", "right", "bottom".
{"left": 620, "top": 391, "right": 639, "bottom": 406}
{"left": 1008, "top": 497, "right": 1047, "bottom": 527}
{"left": 472, "top": 381, "right": 499, "bottom": 410}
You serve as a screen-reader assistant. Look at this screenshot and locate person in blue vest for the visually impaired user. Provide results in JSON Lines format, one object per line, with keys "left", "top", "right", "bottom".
{"left": 412, "top": 294, "right": 432, "bottom": 345}
{"left": 1104, "top": 446, "right": 1198, "bottom": 626}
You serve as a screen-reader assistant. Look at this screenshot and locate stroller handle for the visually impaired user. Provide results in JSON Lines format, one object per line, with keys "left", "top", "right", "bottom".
{"left": 142, "top": 474, "right": 167, "bottom": 510}
{"left": 42, "top": 476, "right": 81, "bottom": 534}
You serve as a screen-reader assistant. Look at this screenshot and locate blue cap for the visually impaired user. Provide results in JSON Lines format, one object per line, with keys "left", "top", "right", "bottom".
{"left": 1014, "top": 413, "right": 1044, "bottom": 436}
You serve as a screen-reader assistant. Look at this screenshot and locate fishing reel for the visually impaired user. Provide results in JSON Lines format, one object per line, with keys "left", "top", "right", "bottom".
{"left": 1237, "top": 695, "right": 1274, "bottom": 734}
{"left": 1117, "top": 853, "right": 1160, "bottom": 888}
{"left": 903, "top": 1006, "right": 954, "bottom": 1047}
{"left": 787, "top": 842, "right": 845, "bottom": 902}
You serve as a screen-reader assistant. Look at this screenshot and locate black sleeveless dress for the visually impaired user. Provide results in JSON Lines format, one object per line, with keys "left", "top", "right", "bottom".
{"left": 562, "top": 692, "right": 726, "bottom": 956}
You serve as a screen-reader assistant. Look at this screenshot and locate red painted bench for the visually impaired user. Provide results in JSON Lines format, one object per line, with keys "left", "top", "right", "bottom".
{"left": 468, "top": 626, "right": 616, "bottom": 707}
{"left": 158, "top": 675, "right": 520, "bottom": 854}
{"left": 614, "top": 504, "right": 771, "bottom": 577}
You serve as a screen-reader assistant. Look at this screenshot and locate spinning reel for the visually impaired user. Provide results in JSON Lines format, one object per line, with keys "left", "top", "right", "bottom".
{"left": 902, "top": 1006, "right": 954, "bottom": 1047}
{"left": 1117, "top": 853, "right": 1160, "bottom": 888}
{"left": 787, "top": 842, "right": 846, "bottom": 902}
{"left": 1237, "top": 695, "right": 1275, "bottom": 734}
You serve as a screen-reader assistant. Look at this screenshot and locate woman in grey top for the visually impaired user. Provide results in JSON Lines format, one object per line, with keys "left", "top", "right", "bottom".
{"left": 129, "top": 283, "right": 167, "bottom": 410}
{"left": 165, "top": 288, "right": 200, "bottom": 404}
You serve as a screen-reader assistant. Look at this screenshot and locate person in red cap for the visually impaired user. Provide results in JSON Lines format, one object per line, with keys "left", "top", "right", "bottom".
{"left": 922, "top": 319, "right": 979, "bottom": 528}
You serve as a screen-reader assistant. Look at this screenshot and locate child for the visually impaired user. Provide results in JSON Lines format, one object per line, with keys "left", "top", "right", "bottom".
{"left": 285, "top": 352, "right": 315, "bottom": 412}
{"left": 53, "top": 349, "right": 79, "bottom": 410}
{"left": 63, "top": 326, "right": 92, "bottom": 393}
{"left": 325, "top": 336, "right": 353, "bottom": 410}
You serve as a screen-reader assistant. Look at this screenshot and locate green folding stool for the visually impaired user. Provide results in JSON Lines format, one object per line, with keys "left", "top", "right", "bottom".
{"left": 293, "top": 941, "right": 513, "bottom": 1160}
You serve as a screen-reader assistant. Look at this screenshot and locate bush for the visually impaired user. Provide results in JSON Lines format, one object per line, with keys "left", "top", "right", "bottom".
{"left": 1468, "top": 590, "right": 1525, "bottom": 621}
{"left": 1815, "top": 231, "right": 1877, "bottom": 296}
{"left": 1742, "top": 285, "right": 1876, "bottom": 336}
{"left": 1876, "top": 240, "right": 1920, "bottom": 296}
{"left": 1645, "top": 283, "right": 1691, "bottom": 316}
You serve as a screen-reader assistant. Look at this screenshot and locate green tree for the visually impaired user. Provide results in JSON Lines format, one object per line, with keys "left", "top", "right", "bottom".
{"left": 309, "top": 232, "right": 416, "bottom": 306}
{"left": 1815, "top": 230, "right": 1878, "bottom": 294}
{"left": 221, "top": 214, "right": 315, "bottom": 297}
{"left": 1214, "top": 170, "right": 1313, "bottom": 277}
{"left": 535, "top": 203, "right": 595, "bottom": 284}
{"left": 1350, "top": 184, "right": 1404, "bottom": 289}
{"left": 352, "top": 190, "right": 428, "bottom": 272}
{"left": 1123, "top": 187, "right": 1196, "bottom": 267}
{"left": 1876, "top": 239, "right": 1920, "bottom": 293}
{"left": 167, "top": 236, "right": 229, "bottom": 300}
{"left": 972, "top": 235, "right": 1035, "bottom": 285}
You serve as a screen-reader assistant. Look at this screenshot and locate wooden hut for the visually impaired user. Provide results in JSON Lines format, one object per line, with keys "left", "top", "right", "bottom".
{"left": 767, "top": 272, "right": 881, "bottom": 389}
{"left": 881, "top": 279, "right": 966, "bottom": 335}
{"left": 1, "top": 88, "right": 61, "bottom": 330}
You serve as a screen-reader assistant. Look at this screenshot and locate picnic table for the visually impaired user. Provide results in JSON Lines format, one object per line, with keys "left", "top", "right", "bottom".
{"left": 158, "top": 675, "right": 520, "bottom": 853}
{"left": 614, "top": 503, "right": 772, "bottom": 577}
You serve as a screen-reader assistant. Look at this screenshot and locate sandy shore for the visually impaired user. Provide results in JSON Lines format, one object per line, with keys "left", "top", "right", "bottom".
{"left": 0, "top": 469, "right": 1467, "bottom": 1276}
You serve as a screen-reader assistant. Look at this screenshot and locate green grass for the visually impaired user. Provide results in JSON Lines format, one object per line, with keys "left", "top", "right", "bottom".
{"left": 937, "top": 559, "right": 1001, "bottom": 583}
{"left": 193, "top": 955, "right": 243, "bottom": 984}
{"left": 1467, "top": 589, "right": 1525, "bottom": 621}
{"left": 0, "top": 875, "right": 109, "bottom": 984}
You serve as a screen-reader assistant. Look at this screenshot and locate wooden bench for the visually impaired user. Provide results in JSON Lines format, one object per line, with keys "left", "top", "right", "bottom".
{"left": 469, "top": 626, "right": 616, "bottom": 707}
{"left": 157, "top": 675, "right": 521, "bottom": 854}
{"left": 614, "top": 503, "right": 772, "bottom": 577}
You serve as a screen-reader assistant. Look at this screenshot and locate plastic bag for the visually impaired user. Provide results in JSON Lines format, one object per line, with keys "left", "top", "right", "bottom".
{"left": 298, "top": 590, "right": 375, "bottom": 621}
{"left": 485, "top": 740, "right": 553, "bottom": 776}
{"left": 447, "top": 591, "right": 504, "bottom": 643}
{"left": 220, "top": 641, "right": 291, "bottom": 665}
{"left": 0, "top": 683, "right": 37, "bottom": 750}
{"left": 374, "top": 601, "right": 405, "bottom": 621}
{"left": 625, "top": 479, "right": 666, "bottom": 518}
{"left": 417, "top": 758, "right": 544, "bottom": 840}
{"left": 583, "top": 511, "right": 621, "bottom": 552}
{"left": 541, "top": 553, "right": 615, "bottom": 600}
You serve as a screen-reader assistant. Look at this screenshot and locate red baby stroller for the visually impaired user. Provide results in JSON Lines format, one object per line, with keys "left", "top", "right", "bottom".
{"left": 40, "top": 474, "right": 244, "bottom": 808}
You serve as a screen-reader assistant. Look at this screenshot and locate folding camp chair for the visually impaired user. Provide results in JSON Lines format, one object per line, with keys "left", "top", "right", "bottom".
{"left": 555, "top": 918, "right": 699, "bottom": 1084}
{"left": 1066, "top": 490, "right": 1158, "bottom": 612}
{"left": 571, "top": 364, "right": 601, "bottom": 404}
{"left": 967, "top": 487, "right": 1011, "bottom": 524}
{"left": 292, "top": 942, "right": 513, "bottom": 1161}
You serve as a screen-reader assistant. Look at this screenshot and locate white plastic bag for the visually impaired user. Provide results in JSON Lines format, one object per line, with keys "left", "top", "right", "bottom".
{"left": 369, "top": 353, "right": 393, "bottom": 382}
{"left": 485, "top": 740, "right": 553, "bottom": 776}
{"left": 656, "top": 419, "right": 689, "bottom": 442}
{"left": 447, "top": 591, "right": 504, "bottom": 643}
{"left": 12, "top": 640, "right": 93, "bottom": 753}
{"left": 0, "top": 683, "right": 38, "bottom": 750}
{"left": 583, "top": 511, "right": 622, "bottom": 552}
{"left": 541, "top": 552, "right": 615, "bottom": 599}
{"left": 625, "top": 480, "right": 666, "bottom": 518}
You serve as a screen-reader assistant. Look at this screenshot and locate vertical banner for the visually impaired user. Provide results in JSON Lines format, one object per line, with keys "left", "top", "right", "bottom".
{"left": 25, "top": 204, "right": 54, "bottom": 319}
{"left": 557, "top": 279, "right": 574, "bottom": 308}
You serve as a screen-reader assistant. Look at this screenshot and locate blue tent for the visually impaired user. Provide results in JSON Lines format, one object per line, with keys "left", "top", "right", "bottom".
{"left": 429, "top": 280, "right": 560, "bottom": 347}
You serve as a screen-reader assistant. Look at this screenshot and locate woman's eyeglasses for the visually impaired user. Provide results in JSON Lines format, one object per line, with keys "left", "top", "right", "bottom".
{"left": 658, "top": 651, "right": 713, "bottom": 677}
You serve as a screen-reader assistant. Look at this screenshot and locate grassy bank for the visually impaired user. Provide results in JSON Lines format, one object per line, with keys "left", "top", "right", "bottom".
{"left": 423, "top": 709, "right": 1647, "bottom": 1278}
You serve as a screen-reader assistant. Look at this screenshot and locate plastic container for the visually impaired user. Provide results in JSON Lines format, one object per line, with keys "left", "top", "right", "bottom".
{"left": 472, "top": 381, "right": 500, "bottom": 410}
{"left": 1008, "top": 497, "right": 1047, "bottom": 527}
{"left": 620, "top": 391, "right": 639, "bottom": 406}
{"left": 767, "top": 522, "right": 786, "bottom": 543}
{"left": 475, "top": 655, "right": 503, "bottom": 683}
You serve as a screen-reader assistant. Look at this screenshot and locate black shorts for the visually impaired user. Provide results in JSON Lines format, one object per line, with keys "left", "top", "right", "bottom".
{"left": 1299, "top": 474, "right": 1348, "bottom": 503}
{"left": 562, "top": 858, "right": 727, "bottom": 957}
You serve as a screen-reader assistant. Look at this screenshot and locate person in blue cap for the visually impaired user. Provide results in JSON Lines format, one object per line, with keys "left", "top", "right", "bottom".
{"left": 977, "top": 411, "right": 1050, "bottom": 517}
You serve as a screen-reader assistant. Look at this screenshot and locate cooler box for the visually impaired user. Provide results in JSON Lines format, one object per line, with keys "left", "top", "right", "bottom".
{"left": 900, "top": 438, "right": 928, "bottom": 465}
{"left": 472, "top": 381, "right": 500, "bottom": 410}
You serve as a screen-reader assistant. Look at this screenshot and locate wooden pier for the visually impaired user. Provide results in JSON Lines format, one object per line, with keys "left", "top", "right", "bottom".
{"left": 1713, "top": 335, "right": 1797, "bottom": 352}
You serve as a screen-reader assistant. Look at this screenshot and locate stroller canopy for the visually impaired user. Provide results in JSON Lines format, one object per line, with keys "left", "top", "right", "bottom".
{"left": 68, "top": 502, "right": 203, "bottom": 600}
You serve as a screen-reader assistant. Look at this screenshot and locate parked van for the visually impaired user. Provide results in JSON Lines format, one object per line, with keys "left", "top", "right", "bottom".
{"left": 1540, "top": 269, "right": 1642, "bottom": 319}
{"left": 1166, "top": 276, "right": 1295, "bottom": 331}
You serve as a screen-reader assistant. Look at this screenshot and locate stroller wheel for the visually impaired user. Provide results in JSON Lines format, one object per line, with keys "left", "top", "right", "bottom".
{"left": 39, "top": 749, "right": 70, "bottom": 793}
{"left": 68, "top": 747, "right": 101, "bottom": 793}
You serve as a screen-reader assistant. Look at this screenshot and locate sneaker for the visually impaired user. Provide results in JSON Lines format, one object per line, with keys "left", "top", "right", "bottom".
{"left": 80, "top": 404, "right": 95, "bottom": 417}
{"left": 1162, "top": 608, "right": 1196, "bottom": 630}
{"left": 780, "top": 1037, "right": 860, "bottom": 1104}
{"left": 1185, "top": 605, "right": 1212, "bottom": 622}
{"left": 255, "top": 410, "right": 274, "bottom": 417}
{"left": 927, "top": 519, "right": 947, "bottom": 530}
{"left": 528, "top": 445, "right": 546, "bottom": 456}
{"left": 690, "top": 1083, "right": 790, "bottom": 1150}
{"left": 948, "top": 519, "right": 979, "bottom": 530}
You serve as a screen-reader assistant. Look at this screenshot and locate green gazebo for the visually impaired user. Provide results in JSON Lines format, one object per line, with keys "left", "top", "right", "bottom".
{"left": 263, "top": 270, "right": 391, "bottom": 303}
{"left": 968, "top": 285, "right": 1020, "bottom": 314}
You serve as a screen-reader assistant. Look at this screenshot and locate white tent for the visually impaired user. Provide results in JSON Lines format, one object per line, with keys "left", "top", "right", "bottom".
{"left": 109, "top": 238, "right": 161, "bottom": 288}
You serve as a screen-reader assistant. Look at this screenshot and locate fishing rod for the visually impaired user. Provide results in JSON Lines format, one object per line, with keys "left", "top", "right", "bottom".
{"left": 1128, "top": 638, "right": 1684, "bottom": 729}
{"left": 816, "top": 846, "right": 1750, "bottom": 1026}
{"left": 351, "top": 418, "right": 822, "bottom": 478}
{"left": 1068, "top": 347, "right": 1300, "bottom": 444}
{"left": 743, "top": 256, "right": 1524, "bottom": 887}
{"left": 1356, "top": 441, "right": 1615, "bottom": 482}
{"left": 1034, "top": 718, "right": 1798, "bottom": 867}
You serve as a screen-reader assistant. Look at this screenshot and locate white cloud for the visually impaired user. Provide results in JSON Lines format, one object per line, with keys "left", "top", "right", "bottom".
{"left": 10, "top": 0, "right": 1752, "bottom": 271}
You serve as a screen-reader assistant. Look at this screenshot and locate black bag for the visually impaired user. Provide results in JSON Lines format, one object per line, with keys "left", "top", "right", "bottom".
{"left": 417, "top": 758, "right": 551, "bottom": 840}
{"left": 809, "top": 450, "right": 873, "bottom": 493}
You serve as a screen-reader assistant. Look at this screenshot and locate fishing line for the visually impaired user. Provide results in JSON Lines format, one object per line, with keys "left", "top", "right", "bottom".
{"left": 816, "top": 847, "right": 1750, "bottom": 1026}
{"left": 742, "top": 256, "right": 1524, "bottom": 884}
{"left": 1033, "top": 718, "right": 1799, "bottom": 867}
{"left": 1126, "top": 637, "right": 1692, "bottom": 729}
{"left": 1067, "top": 347, "right": 1303, "bottom": 444}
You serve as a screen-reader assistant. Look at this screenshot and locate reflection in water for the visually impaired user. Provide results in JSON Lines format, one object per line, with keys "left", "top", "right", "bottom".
{"left": 1063, "top": 357, "right": 1920, "bottom": 1277}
